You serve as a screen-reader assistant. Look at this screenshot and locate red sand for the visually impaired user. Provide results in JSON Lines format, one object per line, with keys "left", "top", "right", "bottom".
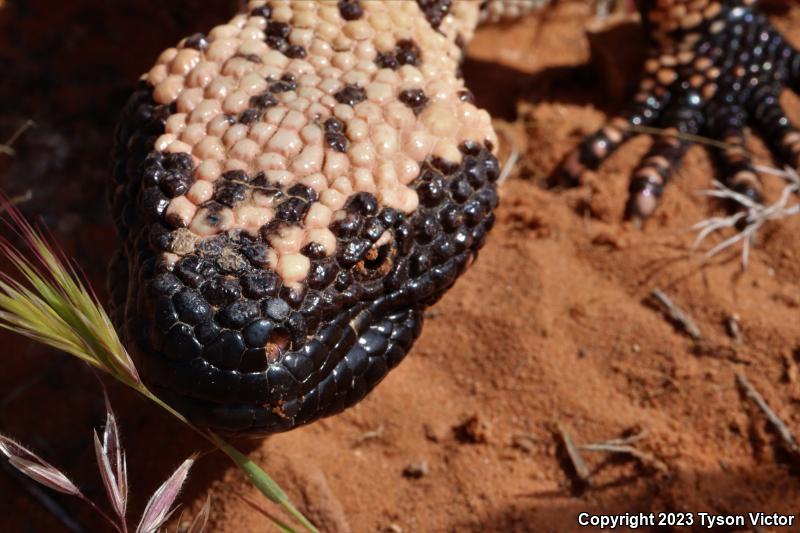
{"left": 2, "top": 2, "right": 800, "bottom": 532}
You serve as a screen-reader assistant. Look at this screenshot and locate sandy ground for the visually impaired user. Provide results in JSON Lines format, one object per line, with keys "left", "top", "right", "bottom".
{"left": 2, "top": 1, "right": 800, "bottom": 532}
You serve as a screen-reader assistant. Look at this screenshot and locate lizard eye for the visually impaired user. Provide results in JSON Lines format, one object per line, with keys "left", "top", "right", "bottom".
{"left": 355, "top": 241, "right": 395, "bottom": 279}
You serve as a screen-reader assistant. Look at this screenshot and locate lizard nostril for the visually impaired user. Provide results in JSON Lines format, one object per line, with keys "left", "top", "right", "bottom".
{"left": 265, "top": 328, "right": 291, "bottom": 363}
{"left": 242, "top": 318, "right": 291, "bottom": 364}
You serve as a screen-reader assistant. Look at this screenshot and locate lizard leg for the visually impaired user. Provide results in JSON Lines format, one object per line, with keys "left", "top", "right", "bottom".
{"left": 749, "top": 86, "right": 800, "bottom": 171}
{"left": 561, "top": 60, "right": 670, "bottom": 185}
{"left": 792, "top": 45, "right": 800, "bottom": 93}
{"left": 561, "top": 0, "right": 800, "bottom": 220}
{"left": 706, "top": 101, "right": 761, "bottom": 204}
{"left": 626, "top": 95, "right": 703, "bottom": 218}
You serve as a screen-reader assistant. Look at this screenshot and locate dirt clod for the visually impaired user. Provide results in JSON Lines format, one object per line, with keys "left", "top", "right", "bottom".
{"left": 454, "top": 414, "right": 493, "bottom": 444}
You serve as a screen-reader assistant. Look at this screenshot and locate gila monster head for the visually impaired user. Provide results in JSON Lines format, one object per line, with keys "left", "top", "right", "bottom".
{"left": 108, "top": 0, "right": 499, "bottom": 434}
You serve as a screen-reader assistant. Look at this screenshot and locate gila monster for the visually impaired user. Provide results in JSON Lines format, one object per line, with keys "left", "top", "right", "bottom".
{"left": 109, "top": 0, "right": 800, "bottom": 434}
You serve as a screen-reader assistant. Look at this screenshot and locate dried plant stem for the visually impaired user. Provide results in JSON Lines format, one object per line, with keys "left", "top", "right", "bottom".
{"left": 579, "top": 442, "right": 668, "bottom": 473}
{"left": 626, "top": 124, "right": 734, "bottom": 152}
{"left": 0, "top": 190, "right": 33, "bottom": 215}
{"left": 557, "top": 423, "right": 591, "bottom": 486}
{"left": 589, "top": 428, "right": 649, "bottom": 447}
{"left": 649, "top": 288, "right": 702, "bottom": 341}
{"left": 498, "top": 146, "right": 519, "bottom": 187}
{"left": 0, "top": 119, "right": 35, "bottom": 156}
{"left": 736, "top": 372, "right": 800, "bottom": 457}
{"left": 80, "top": 494, "right": 125, "bottom": 533}
{"left": 235, "top": 489, "right": 298, "bottom": 533}
{"left": 494, "top": 126, "right": 519, "bottom": 187}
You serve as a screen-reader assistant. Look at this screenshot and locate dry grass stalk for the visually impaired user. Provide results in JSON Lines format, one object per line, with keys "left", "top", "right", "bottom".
{"left": 650, "top": 288, "right": 702, "bottom": 341}
{"left": 557, "top": 423, "right": 592, "bottom": 486}
{"left": 498, "top": 146, "right": 519, "bottom": 186}
{"left": 579, "top": 428, "right": 668, "bottom": 473}
{"left": 736, "top": 372, "right": 800, "bottom": 458}
{"left": 354, "top": 425, "right": 385, "bottom": 446}
{"left": 235, "top": 490, "right": 298, "bottom": 533}
{"left": 0, "top": 119, "right": 35, "bottom": 156}
{"left": 0, "top": 189, "right": 33, "bottom": 215}
{"left": 579, "top": 443, "right": 668, "bottom": 473}
{"left": 494, "top": 126, "right": 520, "bottom": 187}
{"left": 185, "top": 495, "right": 212, "bottom": 533}
{"left": 557, "top": 425, "right": 667, "bottom": 486}
{"left": 627, "top": 124, "right": 734, "bottom": 152}
{"left": 555, "top": 427, "right": 670, "bottom": 476}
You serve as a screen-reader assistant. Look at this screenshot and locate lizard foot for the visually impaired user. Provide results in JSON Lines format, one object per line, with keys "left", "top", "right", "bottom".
{"left": 560, "top": 0, "right": 800, "bottom": 221}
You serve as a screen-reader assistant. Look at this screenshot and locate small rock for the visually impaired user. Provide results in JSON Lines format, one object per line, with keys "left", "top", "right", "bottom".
{"left": 423, "top": 423, "right": 446, "bottom": 443}
{"left": 402, "top": 460, "right": 429, "bottom": 479}
{"left": 511, "top": 433, "right": 537, "bottom": 453}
